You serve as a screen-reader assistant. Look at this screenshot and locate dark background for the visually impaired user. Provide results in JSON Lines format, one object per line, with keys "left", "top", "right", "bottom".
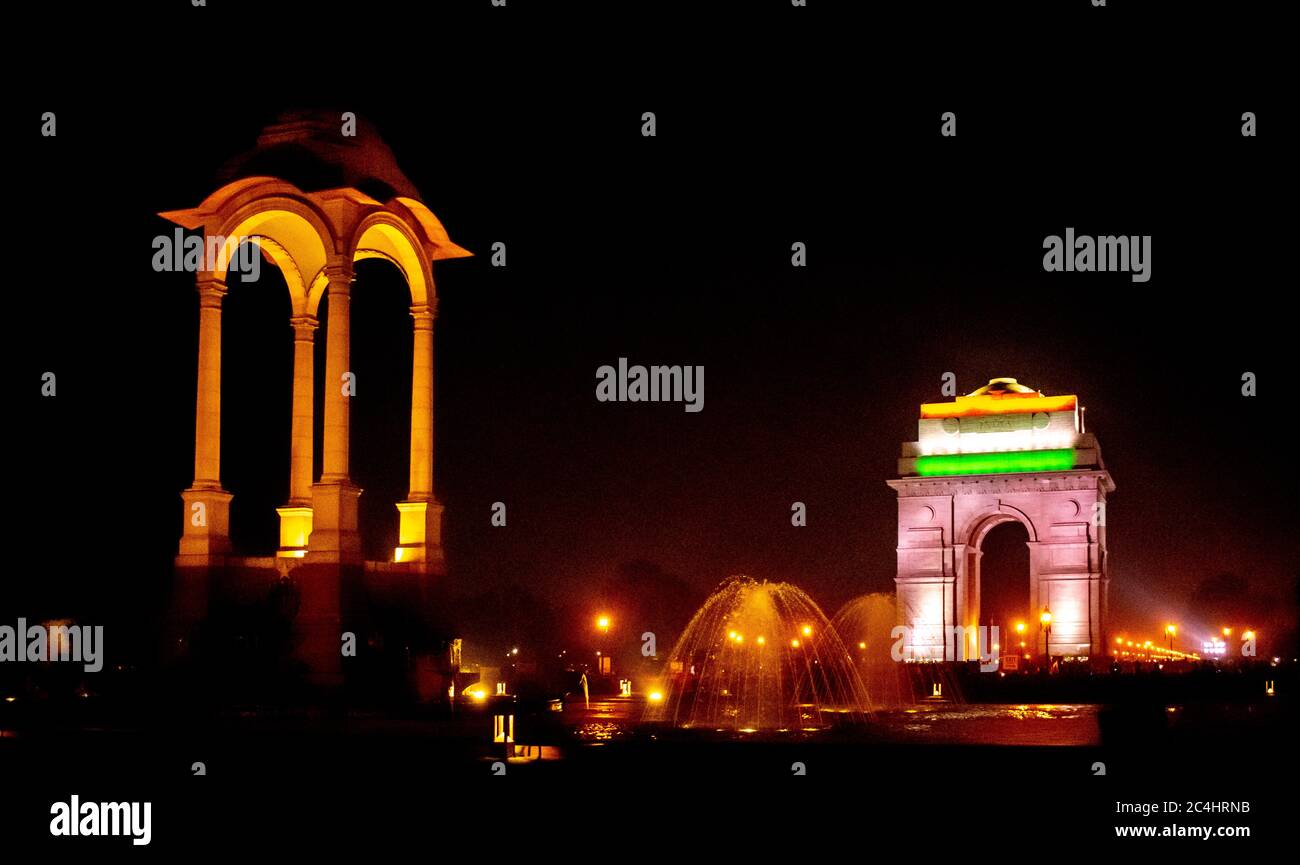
{"left": 0, "top": 1, "right": 1295, "bottom": 853}
{"left": 7, "top": 3, "right": 1295, "bottom": 667}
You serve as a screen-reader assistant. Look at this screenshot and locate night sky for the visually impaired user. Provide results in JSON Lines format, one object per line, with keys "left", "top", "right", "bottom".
{"left": 11, "top": 25, "right": 1294, "bottom": 663}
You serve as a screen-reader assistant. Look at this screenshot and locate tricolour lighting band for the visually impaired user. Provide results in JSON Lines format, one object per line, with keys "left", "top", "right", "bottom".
{"left": 915, "top": 448, "right": 1076, "bottom": 476}
{"left": 920, "top": 394, "right": 1077, "bottom": 419}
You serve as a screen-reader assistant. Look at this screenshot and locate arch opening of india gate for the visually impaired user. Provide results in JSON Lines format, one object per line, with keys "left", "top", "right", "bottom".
{"left": 888, "top": 377, "right": 1114, "bottom": 666}
{"left": 160, "top": 112, "right": 471, "bottom": 689}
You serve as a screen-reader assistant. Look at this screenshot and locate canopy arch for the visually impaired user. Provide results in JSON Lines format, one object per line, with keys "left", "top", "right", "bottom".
{"left": 217, "top": 204, "right": 332, "bottom": 317}
{"left": 162, "top": 178, "right": 338, "bottom": 317}
{"left": 349, "top": 213, "right": 435, "bottom": 306}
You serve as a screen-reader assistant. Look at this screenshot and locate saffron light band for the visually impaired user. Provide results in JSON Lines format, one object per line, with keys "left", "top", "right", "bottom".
{"left": 920, "top": 394, "right": 1077, "bottom": 419}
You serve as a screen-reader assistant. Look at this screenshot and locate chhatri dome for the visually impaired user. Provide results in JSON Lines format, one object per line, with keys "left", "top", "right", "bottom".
{"left": 967, "top": 377, "right": 1040, "bottom": 396}
{"left": 217, "top": 109, "right": 424, "bottom": 203}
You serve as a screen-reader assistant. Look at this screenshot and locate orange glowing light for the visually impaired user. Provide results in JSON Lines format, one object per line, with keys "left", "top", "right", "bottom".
{"left": 790, "top": 639, "right": 801, "bottom": 648}
{"left": 920, "top": 393, "right": 1077, "bottom": 420}
{"left": 801, "top": 625, "right": 812, "bottom": 637}
{"left": 596, "top": 615, "right": 611, "bottom": 631}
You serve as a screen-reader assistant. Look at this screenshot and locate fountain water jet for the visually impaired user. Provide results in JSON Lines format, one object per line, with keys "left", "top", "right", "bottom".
{"left": 645, "top": 576, "right": 871, "bottom": 730}
{"left": 830, "top": 593, "right": 963, "bottom": 707}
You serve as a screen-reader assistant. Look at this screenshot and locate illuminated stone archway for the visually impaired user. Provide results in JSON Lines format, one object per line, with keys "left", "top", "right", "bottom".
{"left": 887, "top": 378, "right": 1114, "bottom": 664}
{"left": 160, "top": 113, "right": 471, "bottom": 684}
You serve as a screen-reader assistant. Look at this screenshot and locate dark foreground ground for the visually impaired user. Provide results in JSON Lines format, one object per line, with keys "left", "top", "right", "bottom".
{"left": 1, "top": 690, "right": 1293, "bottom": 850}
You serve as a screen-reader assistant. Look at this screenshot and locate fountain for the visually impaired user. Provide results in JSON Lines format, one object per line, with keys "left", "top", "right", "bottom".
{"left": 830, "top": 593, "right": 962, "bottom": 707}
{"left": 645, "top": 576, "right": 871, "bottom": 731}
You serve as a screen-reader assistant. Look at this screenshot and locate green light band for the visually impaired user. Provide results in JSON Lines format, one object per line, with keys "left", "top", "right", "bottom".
{"left": 915, "top": 448, "right": 1076, "bottom": 477}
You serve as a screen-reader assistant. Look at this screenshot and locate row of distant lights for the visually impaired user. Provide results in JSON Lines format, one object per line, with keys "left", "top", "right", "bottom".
{"left": 1116, "top": 626, "right": 1252, "bottom": 643}
{"left": 1113, "top": 636, "right": 1189, "bottom": 660}
{"left": 1111, "top": 627, "right": 1257, "bottom": 661}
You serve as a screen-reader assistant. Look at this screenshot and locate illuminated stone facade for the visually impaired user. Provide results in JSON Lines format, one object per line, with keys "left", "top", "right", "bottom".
{"left": 887, "top": 379, "right": 1114, "bottom": 664}
{"left": 162, "top": 112, "right": 470, "bottom": 687}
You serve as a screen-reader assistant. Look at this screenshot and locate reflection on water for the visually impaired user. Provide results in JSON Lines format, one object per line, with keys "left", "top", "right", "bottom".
{"left": 899, "top": 704, "right": 1082, "bottom": 721}
{"left": 875, "top": 704, "right": 1099, "bottom": 746}
{"left": 572, "top": 700, "right": 1100, "bottom": 746}
{"left": 575, "top": 720, "right": 626, "bottom": 742}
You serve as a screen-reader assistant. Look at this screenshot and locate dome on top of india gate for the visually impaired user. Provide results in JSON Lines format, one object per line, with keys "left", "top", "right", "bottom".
{"left": 967, "top": 377, "right": 1040, "bottom": 397}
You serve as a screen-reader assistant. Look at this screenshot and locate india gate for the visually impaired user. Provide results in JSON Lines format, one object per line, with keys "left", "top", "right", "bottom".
{"left": 888, "top": 378, "right": 1114, "bottom": 665}
{"left": 161, "top": 112, "right": 470, "bottom": 689}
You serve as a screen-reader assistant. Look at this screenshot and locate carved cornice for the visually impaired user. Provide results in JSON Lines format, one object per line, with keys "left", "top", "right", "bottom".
{"left": 887, "top": 470, "right": 1112, "bottom": 497}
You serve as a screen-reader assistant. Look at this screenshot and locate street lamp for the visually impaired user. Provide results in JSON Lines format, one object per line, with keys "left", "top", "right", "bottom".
{"left": 1166, "top": 624, "right": 1176, "bottom": 652}
{"left": 1040, "top": 608, "right": 1053, "bottom": 672}
{"left": 595, "top": 615, "right": 612, "bottom": 676}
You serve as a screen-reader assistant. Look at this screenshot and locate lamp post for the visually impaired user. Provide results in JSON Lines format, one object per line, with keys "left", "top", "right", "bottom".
{"left": 1166, "top": 624, "right": 1176, "bottom": 653}
{"left": 1040, "top": 608, "right": 1053, "bottom": 673}
{"left": 595, "top": 614, "right": 611, "bottom": 676}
